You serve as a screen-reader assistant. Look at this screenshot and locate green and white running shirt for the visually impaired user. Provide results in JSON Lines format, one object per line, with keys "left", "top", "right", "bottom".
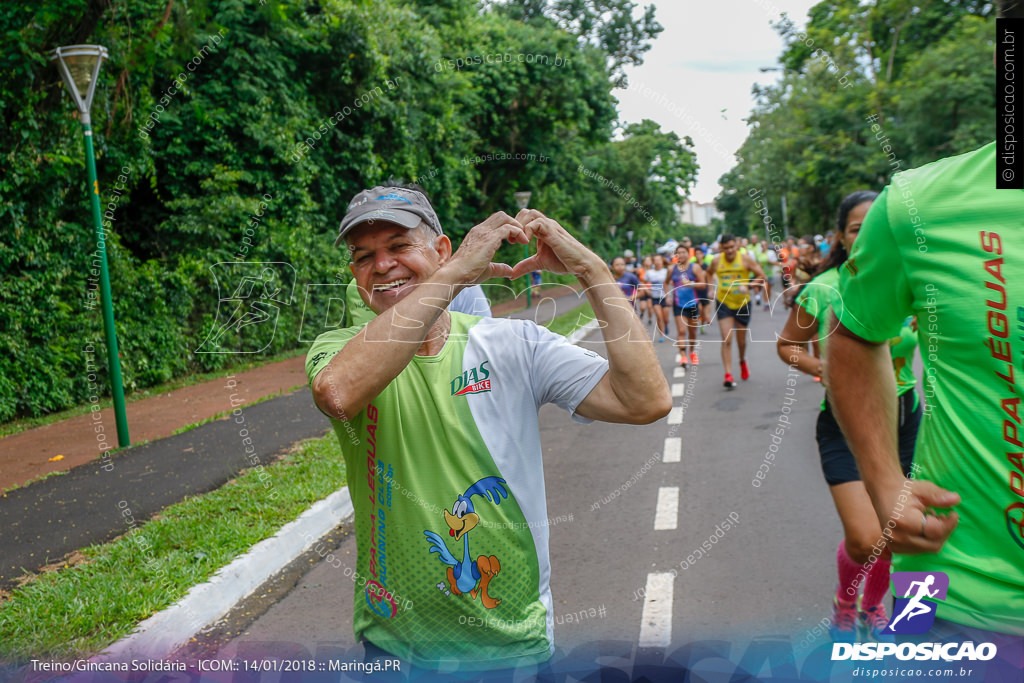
{"left": 797, "top": 268, "right": 918, "bottom": 410}
{"left": 306, "top": 312, "right": 608, "bottom": 670}
{"left": 345, "top": 280, "right": 376, "bottom": 328}
{"left": 834, "top": 141, "right": 1024, "bottom": 635}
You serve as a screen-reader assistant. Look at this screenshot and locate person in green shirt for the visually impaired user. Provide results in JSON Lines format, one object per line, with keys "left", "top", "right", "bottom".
{"left": 828, "top": 104, "right": 1023, "bottom": 651}
{"left": 778, "top": 190, "right": 922, "bottom": 642}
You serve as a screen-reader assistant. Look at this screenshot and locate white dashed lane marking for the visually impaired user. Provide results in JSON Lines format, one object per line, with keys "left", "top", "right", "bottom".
{"left": 639, "top": 572, "right": 676, "bottom": 648}
{"left": 663, "top": 437, "right": 681, "bottom": 463}
{"left": 653, "top": 486, "right": 679, "bottom": 531}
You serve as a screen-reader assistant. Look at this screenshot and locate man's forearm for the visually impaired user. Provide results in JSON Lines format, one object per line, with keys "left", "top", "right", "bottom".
{"left": 314, "top": 270, "right": 461, "bottom": 419}
{"left": 581, "top": 262, "right": 666, "bottom": 406}
{"left": 826, "top": 329, "right": 905, "bottom": 515}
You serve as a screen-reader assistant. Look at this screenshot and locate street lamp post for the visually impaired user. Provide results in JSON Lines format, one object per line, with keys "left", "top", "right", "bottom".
{"left": 513, "top": 191, "right": 533, "bottom": 306}
{"left": 580, "top": 215, "right": 591, "bottom": 233}
{"left": 609, "top": 224, "right": 618, "bottom": 261}
{"left": 49, "top": 44, "right": 130, "bottom": 447}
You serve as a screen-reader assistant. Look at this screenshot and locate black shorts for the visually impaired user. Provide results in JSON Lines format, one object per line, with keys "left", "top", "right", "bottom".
{"left": 674, "top": 302, "right": 700, "bottom": 319}
{"left": 817, "top": 391, "right": 921, "bottom": 486}
{"left": 653, "top": 295, "right": 670, "bottom": 307}
{"left": 715, "top": 300, "right": 752, "bottom": 327}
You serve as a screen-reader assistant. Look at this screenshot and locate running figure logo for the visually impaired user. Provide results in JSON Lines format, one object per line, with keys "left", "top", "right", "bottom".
{"left": 884, "top": 571, "right": 949, "bottom": 635}
{"left": 196, "top": 262, "right": 295, "bottom": 354}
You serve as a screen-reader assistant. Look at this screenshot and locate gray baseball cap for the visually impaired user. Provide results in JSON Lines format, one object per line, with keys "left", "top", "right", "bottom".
{"left": 335, "top": 186, "right": 443, "bottom": 247}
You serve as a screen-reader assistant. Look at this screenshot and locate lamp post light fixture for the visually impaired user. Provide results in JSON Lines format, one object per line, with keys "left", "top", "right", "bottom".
{"left": 513, "top": 191, "right": 533, "bottom": 306}
{"left": 580, "top": 215, "right": 591, "bottom": 233}
{"left": 49, "top": 44, "right": 131, "bottom": 447}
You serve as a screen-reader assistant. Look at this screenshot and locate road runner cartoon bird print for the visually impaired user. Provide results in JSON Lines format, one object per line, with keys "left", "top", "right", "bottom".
{"left": 423, "top": 476, "right": 509, "bottom": 609}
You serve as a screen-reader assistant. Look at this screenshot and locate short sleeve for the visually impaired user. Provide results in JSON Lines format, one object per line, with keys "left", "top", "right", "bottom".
{"left": 520, "top": 321, "right": 608, "bottom": 423}
{"left": 305, "top": 325, "right": 364, "bottom": 385}
{"left": 450, "top": 285, "right": 492, "bottom": 317}
{"left": 796, "top": 271, "right": 837, "bottom": 322}
{"left": 834, "top": 187, "right": 914, "bottom": 342}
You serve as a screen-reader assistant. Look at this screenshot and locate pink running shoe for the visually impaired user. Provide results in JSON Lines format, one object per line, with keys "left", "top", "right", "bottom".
{"left": 859, "top": 603, "right": 893, "bottom": 641}
{"left": 829, "top": 596, "right": 859, "bottom": 643}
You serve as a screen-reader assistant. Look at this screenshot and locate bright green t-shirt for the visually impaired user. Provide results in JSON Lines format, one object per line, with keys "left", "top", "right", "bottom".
{"left": 306, "top": 312, "right": 607, "bottom": 670}
{"left": 834, "top": 142, "right": 1024, "bottom": 635}
{"left": 345, "top": 280, "right": 376, "bottom": 328}
{"left": 796, "top": 268, "right": 918, "bottom": 410}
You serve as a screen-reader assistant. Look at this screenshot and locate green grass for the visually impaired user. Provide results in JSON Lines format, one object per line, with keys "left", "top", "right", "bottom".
{"left": 0, "top": 347, "right": 307, "bottom": 439}
{"left": 543, "top": 302, "right": 596, "bottom": 338}
{"left": 0, "top": 431, "right": 345, "bottom": 661}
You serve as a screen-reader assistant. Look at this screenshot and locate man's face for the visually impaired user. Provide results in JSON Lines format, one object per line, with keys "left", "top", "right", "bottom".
{"left": 722, "top": 239, "right": 738, "bottom": 260}
{"left": 347, "top": 221, "right": 449, "bottom": 313}
{"left": 611, "top": 258, "right": 626, "bottom": 277}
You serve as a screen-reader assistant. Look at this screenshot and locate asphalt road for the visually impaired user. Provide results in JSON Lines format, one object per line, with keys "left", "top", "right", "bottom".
{"left": 185, "top": 296, "right": 854, "bottom": 675}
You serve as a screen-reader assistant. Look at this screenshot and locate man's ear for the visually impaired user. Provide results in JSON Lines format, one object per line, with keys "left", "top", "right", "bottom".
{"left": 435, "top": 234, "right": 453, "bottom": 265}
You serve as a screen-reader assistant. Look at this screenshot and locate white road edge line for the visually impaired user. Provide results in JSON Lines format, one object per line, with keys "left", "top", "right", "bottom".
{"left": 639, "top": 571, "right": 675, "bottom": 648}
{"left": 673, "top": 367, "right": 685, "bottom": 378}
{"left": 667, "top": 406, "right": 683, "bottom": 424}
{"left": 653, "top": 486, "right": 679, "bottom": 531}
{"left": 663, "top": 437, "right": 681, "bottom": 463}
{"left": 671, "top": 383, "right": 684, "bottom": 397}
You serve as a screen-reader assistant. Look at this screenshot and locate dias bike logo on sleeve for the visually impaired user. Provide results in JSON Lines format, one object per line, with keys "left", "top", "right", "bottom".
{"left": 832, "top": 571, "right": 997, "bottom": 662}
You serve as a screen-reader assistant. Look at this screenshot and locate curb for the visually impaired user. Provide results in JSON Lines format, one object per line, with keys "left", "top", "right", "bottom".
{"left": 93, "top": 488, "right": 354, "bottom": 662}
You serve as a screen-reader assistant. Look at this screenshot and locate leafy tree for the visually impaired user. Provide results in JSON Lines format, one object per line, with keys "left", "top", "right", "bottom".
{"left": 719, "top": 1, "right": 995, "bottom": 237}
{"left": 488, "top": 0, "right": 663, "bottom": 84}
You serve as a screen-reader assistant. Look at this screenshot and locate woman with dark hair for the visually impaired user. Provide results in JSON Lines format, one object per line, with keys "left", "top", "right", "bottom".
{"left": 776, "top": 190, "right": 922, "bottom": 642}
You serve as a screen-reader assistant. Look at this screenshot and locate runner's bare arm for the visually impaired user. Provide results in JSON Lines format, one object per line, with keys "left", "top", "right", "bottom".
{"left": 826, "top": 322, "right": 960, "bottom": 554}
{"left": 510, "top": 209, "right": 671, "bottom": 424}
{"left": 705, "top": 257, "right": 718, "bottom": 278}
{"left": 312, "top": 213, "right": 528, "bottom": 420}
{"left": 692, "top": 263, "right": 708, "bottom": 290}
{"left": 776, "top": 306, "right": 825, "bottom": 379}
{"left": 743, "top": 253, "right": 766, "bottom": 287}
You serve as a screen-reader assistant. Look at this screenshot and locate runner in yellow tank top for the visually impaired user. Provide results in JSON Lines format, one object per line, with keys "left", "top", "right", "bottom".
{"left": 715, "top": 250, "right": 751, "bottom": 309}
{"left": 706, "top": 234, "right": 766, "bottom": 388}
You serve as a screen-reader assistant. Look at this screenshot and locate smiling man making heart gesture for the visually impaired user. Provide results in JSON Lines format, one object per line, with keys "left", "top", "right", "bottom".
{"left": 306, "top": 184, "right": 669, "bottom": 676}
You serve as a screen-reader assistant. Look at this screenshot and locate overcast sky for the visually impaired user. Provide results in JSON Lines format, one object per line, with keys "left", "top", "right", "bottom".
{"left": 615, "top": 0, "right": 820, "bottom": 204}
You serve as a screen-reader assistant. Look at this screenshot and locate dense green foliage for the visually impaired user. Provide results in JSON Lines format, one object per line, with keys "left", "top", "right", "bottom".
{"left": 1, "top": 0, "right": 695, "bottom": 422}
{"left": 718, "top": 0, "right": 997, "bottom": 239}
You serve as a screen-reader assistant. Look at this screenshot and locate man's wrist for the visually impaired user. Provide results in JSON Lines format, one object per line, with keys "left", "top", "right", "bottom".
{"left": 574, "top": 255, "right": 612, "bottom": 286}
{"left": 434, "top": 262, "right": 471, "bottom": 295}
